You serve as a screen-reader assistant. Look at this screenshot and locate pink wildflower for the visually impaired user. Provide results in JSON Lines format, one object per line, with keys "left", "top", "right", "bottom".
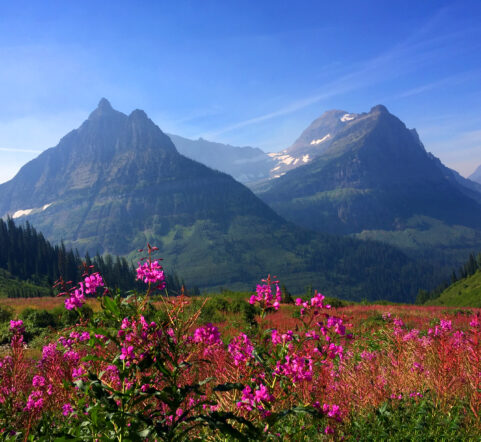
{"left": 83, "top": 272, "right": 104, "bottom": 294}
{"left": 249, "top": 278, "right": 281, "bottom": 311}
{"left": 136, "top": 260, "right": 166, "bottom": 288}
{"left": 32, "top": 375, "right": 46, "bottom": 388}
{"left": 228, "top": 333, "right": 254, "bottom": 366}
{"left": 62, "top": 403, "right": 74, "bottom": 416}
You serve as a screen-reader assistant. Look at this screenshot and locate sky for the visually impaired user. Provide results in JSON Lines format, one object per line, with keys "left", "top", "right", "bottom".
{"left": 0, "top": 0, "right": 481, "bottom": 183}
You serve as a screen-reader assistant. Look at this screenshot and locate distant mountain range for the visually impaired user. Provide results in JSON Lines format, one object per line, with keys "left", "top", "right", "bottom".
{"left": 0, "top": 99, "right": 434, "bottom": 300}
{"left": 168, "top": 134, "right": 275, "bottom": 183}
{"left": 469, "top": 164, "right": 481, "bottom": 185}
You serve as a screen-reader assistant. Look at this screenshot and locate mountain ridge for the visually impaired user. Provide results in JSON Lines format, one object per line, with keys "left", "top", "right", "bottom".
{"left": 0, "top": 99, "right": 439, "bottom": 300}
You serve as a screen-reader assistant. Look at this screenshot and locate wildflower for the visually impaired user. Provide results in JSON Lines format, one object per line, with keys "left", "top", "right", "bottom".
{"left": 79, "top": 331, "right": 90, "bottom": 342}
{"left": 470, "top": 315, "right": 480, "bottom": 328}
{"left": 65, "top": 286, "right": 85, "bottom": 310}
{"left": 136, "top": 260, "right": 166, "bottom": 288}
{"left": 249, "top": 278, "right": 281, "bottom": 311}
{"left": 403, "top": 329, "right": 420, "bottom": 341}
{"left": 41, "top": 343, "right": 58, "bottom": 363}
{"left": 62, "top": 403, "right": 74, "bottom": 416}
{"left": 327, "top": 343, "right": 344, "bottom": 360}
{"left": 9, "top": 320, "right": 24, "bottom": 332}
{"left": 236, "top": 384, "right": 273, "bottom": 411}
{"left": 275, "top": 354, "right": 313, "bottom": 383}
{"left": 193, "top": 323, "right": 222, "bottom": 346}
{"left": 228, "top": 333, "right": 254, "bottom": 366}
{"left": 64, "top": 350, "right": 80, "bottom": 364}
{"left": 32, "top": 375, "right": 46, "bottom": 388}
{"left": 322, "top": 404, "right": 341, "bottom": 421}
{"left": 72, "top": 367, "right": 85, "bottom": 379}
{"left": 83, "top": 272, "right": 104, "bottom": 294}
{"left": 24, "top": 391, "right": 44, "bottom": 411}
{"left": 327, "top": 316, "right": 345, "bottom": 336}
{"left": 393, "top": 317, "right": 404, "bottom": 328}
{"left": 296, "top": 291, "right": 330, "bottom": 316}
{"left": 271, "top": 329, "right": 294, "bottom": 345}
{"left": 324, "top": 426, "right": 334, "bottom": 435}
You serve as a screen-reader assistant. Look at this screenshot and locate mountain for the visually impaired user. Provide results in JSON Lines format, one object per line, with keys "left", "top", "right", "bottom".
{"left": 254, "top": 105, "right": 481, "bottom": 267}
{"left": 0, "top": 99, "right": 437, "bottom": 300}
{"left": 168, "top": 134, "right": 275, "bottom": 183}
{"left": 469, "top": 164, "right": 481, "bottom": 185}
{"left": 267, "top": 109, "right": 358, "bottom": 178}
{"left": 167, "top": 110, "right": 362, "bottom": 183}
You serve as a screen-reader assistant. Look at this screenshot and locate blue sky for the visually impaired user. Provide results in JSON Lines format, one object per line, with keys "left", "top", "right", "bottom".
{"left": 1, "top": 0, "right": 481, "bottom": 182}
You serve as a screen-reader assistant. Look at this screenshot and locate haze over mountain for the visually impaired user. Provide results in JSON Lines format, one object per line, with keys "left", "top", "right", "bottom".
{"left": 167, "top": 112, "right": 353, "bottom": 183}
{"left": 253, "top": 105, "right": 481, "bottom": 266}
{"left": 168, "top": 134, "right": 275, "bottom": 183}
{"left": 468, "top": 164, "right": 481, "bottom": 185}
{"left": 0, "top": 99, "right": 439, "bottom": 300}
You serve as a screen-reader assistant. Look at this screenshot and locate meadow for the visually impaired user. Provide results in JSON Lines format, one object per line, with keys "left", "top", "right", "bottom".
{"left": 0, "top": 255, "right": 480, "bottom": 441}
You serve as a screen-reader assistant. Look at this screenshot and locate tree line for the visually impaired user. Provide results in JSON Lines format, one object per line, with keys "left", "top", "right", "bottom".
{"left": 0, "top": 218, "right": 190, "bottom": 298}
{"left": 416, "top": 251, "right": 481, "bottom": 304}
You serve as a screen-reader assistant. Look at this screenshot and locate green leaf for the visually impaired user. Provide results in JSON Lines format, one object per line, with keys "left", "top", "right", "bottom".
{"left": 103, "top": 296, "right": 121, "bottom": 316}
{"left": 213, "top": 382, "right": 245, "bottom": 392}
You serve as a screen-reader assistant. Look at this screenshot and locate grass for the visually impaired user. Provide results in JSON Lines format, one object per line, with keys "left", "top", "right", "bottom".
{"left": 427, "top": 269, "right": 481, "bottom": 308}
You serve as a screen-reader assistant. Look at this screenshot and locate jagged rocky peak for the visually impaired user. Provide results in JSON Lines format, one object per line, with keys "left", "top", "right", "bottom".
{"left": 129, "top": 108, "right": 149, "bottom": 120}
{"left": 370, "top": 104, "right": 389, "bottom": 114}
{"left": 98, "top": 97, "right": 113, "bottom": 110}
{"left": 88, "top": 97, "right": 115, "bottom": 118}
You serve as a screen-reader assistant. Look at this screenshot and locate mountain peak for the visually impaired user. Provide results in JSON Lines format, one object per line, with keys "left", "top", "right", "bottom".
{"left": 98, "top": 97, "right": 113, "bottom": 110}
{"left": 370, "top": 104, "right": 389, "bottom": 114}
{"left": 88, "top": 98, "right": 119, "bottom": 120}
{"left": 129, "top": 109, "right": 149, "bottom": 121}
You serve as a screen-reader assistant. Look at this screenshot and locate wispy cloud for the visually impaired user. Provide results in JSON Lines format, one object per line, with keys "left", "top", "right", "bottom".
{"left": 389, "top": 70, "right": 481, "bottom": 100}
{"left": 201, "top": 6, "right": 478, "bottom": 140}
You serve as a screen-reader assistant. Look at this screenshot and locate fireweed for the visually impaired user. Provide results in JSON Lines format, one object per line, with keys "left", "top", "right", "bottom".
{"left": 0, "top": 251, "right": 348, "bottom": 440}
{"left": 0, "top": 252, "right": 480, "bottom": 440}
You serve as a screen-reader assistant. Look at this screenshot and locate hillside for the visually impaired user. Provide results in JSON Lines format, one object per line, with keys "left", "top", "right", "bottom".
{"left": 427, "top": 270, "right": 481, "bottom": 308}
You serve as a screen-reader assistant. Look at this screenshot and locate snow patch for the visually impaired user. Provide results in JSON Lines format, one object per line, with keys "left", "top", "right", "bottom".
{"left": 11, "top": 202, "right": 52, "bottom": 219}
{"left": 12, "top": 209, "right": 33, "bottom": 219}
{"left": 310, "top": 134, "right": 331, "bottom": 145}
{"left": 341, "top": 113, "right": 356, "bottom": 122}
{"left": 272, "top": 154, "right": 295, "bottom": 165}
{"left": 302, "top": 154, "right": 310, "bottom": 163}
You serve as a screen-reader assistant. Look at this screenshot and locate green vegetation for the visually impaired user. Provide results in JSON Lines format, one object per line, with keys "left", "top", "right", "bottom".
{"left": 341, "top": 395, "right": 479, "bottom": 441}
{"left": 0, "top": 218, "right": 187, "bottom": 298}
{"left": 416, "top": 250, "right": 481, "bottom": 307}
{"left": 426, "top": 269, "right": 481, "bottom": 307}
{"left": 0, "top": 268, "right": 52, "bottom": 298}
